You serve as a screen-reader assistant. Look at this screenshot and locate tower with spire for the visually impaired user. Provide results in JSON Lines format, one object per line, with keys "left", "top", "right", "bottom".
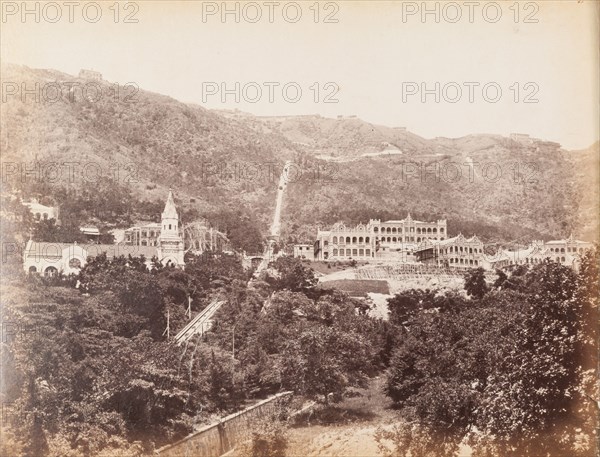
{"left": 158, "top": 189, "right": 185, "bottom": 267}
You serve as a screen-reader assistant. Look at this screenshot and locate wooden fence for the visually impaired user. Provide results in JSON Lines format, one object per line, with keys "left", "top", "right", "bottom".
{"left": 155, "top": 392, "right": 293, "bottom": 457}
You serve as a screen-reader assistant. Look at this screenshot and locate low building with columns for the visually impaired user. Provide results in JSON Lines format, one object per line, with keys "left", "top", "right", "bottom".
{"left": 414, "top": 234, "right": 485, "bottom": 268}
{"left": 489, "top": 236, "right": 593, "bottom": 270}
{"left": 23, "top": 190, "right": 185, "bottom": 276}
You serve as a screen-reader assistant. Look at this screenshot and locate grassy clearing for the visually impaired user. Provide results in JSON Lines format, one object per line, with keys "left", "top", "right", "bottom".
{"left": 319, "top": 279, "right": 390, "bottom": 296}
{"left": 306, "top": 261, "right": 371, "bottom": 275}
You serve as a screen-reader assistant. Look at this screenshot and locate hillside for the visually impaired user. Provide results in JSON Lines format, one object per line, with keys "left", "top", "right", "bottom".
{"left": 251, "top": 116, "right": 595, "bottom": 244}
{"left": 1, "top": 64, "right": 597, "bottom": 246}
{"left": 0, "top": 63, "right": 298, "bottom": 231}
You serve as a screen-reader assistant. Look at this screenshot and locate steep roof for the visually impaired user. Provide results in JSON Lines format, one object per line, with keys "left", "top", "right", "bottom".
{"left": 162, "top": 189, "right": 178, "bottom": 220}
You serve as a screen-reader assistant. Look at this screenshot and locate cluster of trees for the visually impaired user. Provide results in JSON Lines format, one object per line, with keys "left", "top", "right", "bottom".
{"left": 1, "top": 252, "right": 386, "bottom": 456}
{"left": 1, "top": 250, "right": 252, "bottom": 456}
{"left": 379, "top": 250, "right": 599, "bottom": 457}
{"left": 3, "top": 216, "right": 597, "bottom": 457}
{"left": 3, "top": 176, "right": 266, "bottom": 254}
{"left": 204, "top": 256, "right": 384, "bottom": 402}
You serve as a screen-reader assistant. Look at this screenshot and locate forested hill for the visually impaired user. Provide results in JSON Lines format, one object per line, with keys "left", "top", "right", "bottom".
{"left": 2, "top": 63, "right": 597, "bottom": 245}
{"left": 0, "top": 63, "right": 297, "bottom": 232}
{"left": 255, "top": 116, "right": 596, "bottom": 244}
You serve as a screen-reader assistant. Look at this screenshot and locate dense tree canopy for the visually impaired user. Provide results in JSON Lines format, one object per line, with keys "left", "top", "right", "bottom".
{"left": 380, "top": 251, "right": 599, "bottom": 457}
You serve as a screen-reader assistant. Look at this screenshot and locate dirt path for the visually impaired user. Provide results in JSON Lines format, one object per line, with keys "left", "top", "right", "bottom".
{"left": 286, "top": 377, "right": 397, "bottom": 457}
{"left": 286, "top": 377, "right": 472, "bottom": 457}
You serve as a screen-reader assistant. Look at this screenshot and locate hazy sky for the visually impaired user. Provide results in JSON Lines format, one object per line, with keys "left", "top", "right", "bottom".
{"left": 2, "top": 0, "right": 598, "bottom": 149}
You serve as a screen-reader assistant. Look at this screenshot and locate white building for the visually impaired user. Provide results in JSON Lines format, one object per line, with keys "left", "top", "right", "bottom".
{"left": 414, "top": 234, "right": 485, "bottom": 268}
{"left": 314, "top": 214, "right": 447, "bottom": 261}
{"left": 490, "top": 235, "right": 593, "bottom": 270}
{"left": 293, "top": 244, "right": 314, "bottom": 261}
{"left": 23, "top": 199, "right": 58, "bottom": 221}
{"left": 23, "top": 190, "right": 185, "bottom": 276}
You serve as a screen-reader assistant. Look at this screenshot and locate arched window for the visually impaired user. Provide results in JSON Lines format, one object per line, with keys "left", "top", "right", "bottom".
{"left": 68, "top": 258, "right": 82, "bottom": 269}
{"left": 469, "top": 248, "right": 473, "bottom": 253}
{"left": 44, "top": 266, "right": 58, "bottom": 277}
{"left": 417, "top": 228, "right": 421, "bottom": 234}
{"left": 433, "top": 228, "right": 437, "bottom": 233}
{"left": 35, "top": 213, "right": 41, "bottom": 220}
{"left": 417, "top": 237, "right": 421, "bottom": 242}
{"left": 359, "top": 237, "right": 364, "bottom": 243}
{"left": 332, "top": 236, "right": 338, "bottom": 244}
{"left": 560, "top": 248, "right": 565, "bottom": 253}
{"left": 352, "top": 237, "right": 357, "bottom": 243}
{"left": 365, "top": 237, "right": 370, "bottom": 243}
{"left": 28, "top": 266, "right": 37, "bottom": 274}
{"left": 141, "top": 240, "right": 147, "bottom": 246}
{"left": 440, "top": 227, "right": 444, "bottom": 233}
{"left": 427, "top": 228, "right": 432, "bottom": 233}
{"left": 386, "top": 227, "right": 391, "bottom": 234}
{"left": 387, "top": 237, "right": 391, "bottom": 242}
{"left": 373, "top": 227, "right": 379, "bottom": 233}
{"left": 392, "top": 237, "right": 397, "bottom": 242}
{"left": 561, "top": 256, "right": 565, "bottom": 262}
{"left": 392, "top": 227, "right": 397, "bottom": 233}
{"left": 346, "top": 237, "right": 351, "bottom": 243}
{"left": 43, "top": 213, "right": 48, "bottom": 219}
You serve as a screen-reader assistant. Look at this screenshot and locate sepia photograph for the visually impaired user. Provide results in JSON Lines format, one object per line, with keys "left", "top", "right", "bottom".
{"left": 0, "top": 1, "right": 599, "bottom": 456}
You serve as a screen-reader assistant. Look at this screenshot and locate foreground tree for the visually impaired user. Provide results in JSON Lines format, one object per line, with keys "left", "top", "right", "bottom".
{"left": 382, "top": 251, "right": 599, "bottom": 457}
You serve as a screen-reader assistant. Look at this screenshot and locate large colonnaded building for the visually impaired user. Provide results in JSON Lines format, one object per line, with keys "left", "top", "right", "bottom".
{"left": 23, "top": 190, "right": 185, "bottom": 276}
{"left": 296, "top": 216, "right": 593, "bottom": 270}
{"left": 311, "top": 215, "right": 448, "bottom": 261}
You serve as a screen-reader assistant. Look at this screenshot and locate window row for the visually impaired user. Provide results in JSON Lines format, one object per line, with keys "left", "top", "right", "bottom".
{"left": 331, "top": 248, "right": 371, "bottom": 257}
{"left": 443, "top": 246, "right": 483, "bottom": 254}
{"left": 373, "top": 226, "right": 445, "bottom": 234}
{"left": 330, "top": 236, "right": 371, "bottom": 244}
{"left": 549, "top": 247, "right": 585, "bottom": 254}
{"left": 449, "top": 258, "right": 479, "bottom": 265}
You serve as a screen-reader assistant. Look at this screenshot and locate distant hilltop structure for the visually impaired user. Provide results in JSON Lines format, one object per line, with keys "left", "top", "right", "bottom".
{"left": 78, "top": 69, "right": 102, "bottom": 81}
{"left": 510, "top": 133, "right": 561, "bottom": 150}
{"left": 510, "top": 133, "right": 539, "bottom": 144}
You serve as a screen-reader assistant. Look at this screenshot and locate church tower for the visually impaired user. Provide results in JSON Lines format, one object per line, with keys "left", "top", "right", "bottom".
{"left": 158, "top": 189, "right": 185, "bottom": 267}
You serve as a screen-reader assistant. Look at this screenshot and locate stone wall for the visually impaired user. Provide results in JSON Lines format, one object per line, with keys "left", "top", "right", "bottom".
{"left": 155, "top": 392, "right": 293, "bottom": 457}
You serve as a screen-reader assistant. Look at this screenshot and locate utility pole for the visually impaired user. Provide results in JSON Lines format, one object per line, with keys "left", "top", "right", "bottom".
{"left": 232, "top": 324, "right": 236, "bottom": 359}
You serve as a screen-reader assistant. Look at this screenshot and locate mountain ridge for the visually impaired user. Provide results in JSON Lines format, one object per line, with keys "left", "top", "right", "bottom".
{"left": 1, "top": 63, "right": 597, "bottom": 244}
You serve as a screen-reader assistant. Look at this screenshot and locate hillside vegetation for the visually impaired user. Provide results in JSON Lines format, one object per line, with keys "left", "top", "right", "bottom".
{"left": 2, "top": 64, "right": 597, "bottom": 246}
